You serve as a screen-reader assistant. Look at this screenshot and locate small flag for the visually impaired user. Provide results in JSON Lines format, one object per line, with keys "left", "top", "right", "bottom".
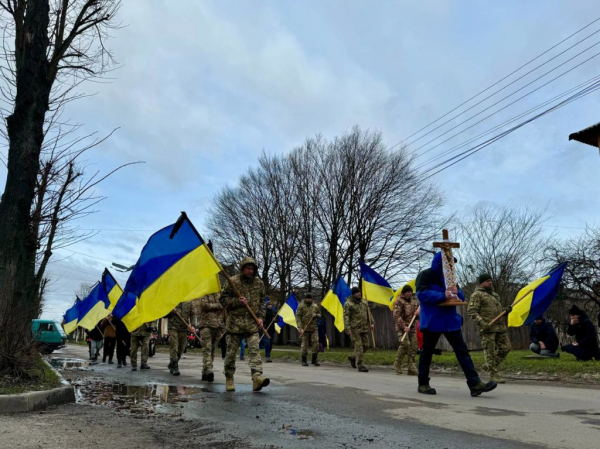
{"left": 103, "top": 269, "right": 123, "bottom": 311}
{"left": 389, "top": 279, "right": 417, "bottom": 311}
{"left": 77, "top": 282, "right": 111, "bottom": 331}
{"left": 275, "top": 292, "right": 299, "bottom": 333}
{"left": 321, "top": 276, "right": 351, "bottom": 332}
{"left": 62, "top": 297, "right": 82, "bottom": 334}
{"left": 360, "top": 261, "right": 395, "bottom": 306}
{"left": 112, "top": 212, "right": 221, "bottom": 331}
{"left": 508, "top": 263, "right": 567, "bottom": 327}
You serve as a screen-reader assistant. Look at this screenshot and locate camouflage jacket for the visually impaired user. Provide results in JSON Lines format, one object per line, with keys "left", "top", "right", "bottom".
{"left": 295, "top": 301, "right": 321, "bottom": 332}
{"left": 168, "top": 301, "right": 195, "bottom": 332}
{"left": 199, "top": 293, "right": 225, "bottom": 329}
{"left": 467, "top": 286, "right": 507, "bottom": 333}
{"left": 343, "top": 297, "right": 373, "bottom": 333}
{"left": 393, "top": 298, "right": 419, "bottom": 333}
{"left": 131, "top": 321, "right": 156, "bottom": 337}
{"left": 220, "top": 257, "right": 266, "bottom": 334}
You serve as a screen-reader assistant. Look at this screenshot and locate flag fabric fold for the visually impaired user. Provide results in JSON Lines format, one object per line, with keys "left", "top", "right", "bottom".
{"left": 112, "top": 213, "right": 221, "bottom": 331}
{"left": 389, "top": 279, "right": 417, "bottom": 311}
{"left": 360, "top": 261, "right": 395, "bottom": 306}
{"left": 77, "top": 281, "right": 111, "bottom": 331}
{"left": 103, "top": 269, "right": 124, "bottom": 311}
{"left": 275, "top": 292, "right": 299, "bottom": 333}
{"left": 62, "top": 297, "right": 82, "bottom": 334}
{"left": 321, "top": 276, "right": 351, "bottom": 332}
{"left": 508, "top": 263, "right": 567, "bottom": 327}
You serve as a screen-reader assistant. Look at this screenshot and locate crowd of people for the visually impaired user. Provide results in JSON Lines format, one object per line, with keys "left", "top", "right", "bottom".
{"left": 84, "top": 253, "right": 598, "bottom": 397}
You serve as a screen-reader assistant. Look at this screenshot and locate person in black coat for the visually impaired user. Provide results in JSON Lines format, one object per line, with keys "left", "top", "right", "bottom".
{"left": 529, "top": 316, "right": 559, "bottom": 357}
{"left": 562, "top": 305, "right": 599, "bottom": 361}
{"left": 113, "top": 317, "right": 131, "bottom": 368}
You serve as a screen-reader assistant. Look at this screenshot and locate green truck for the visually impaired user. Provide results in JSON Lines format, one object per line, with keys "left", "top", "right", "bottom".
{"left": 32, "top": 319, "right": 67, "bottom": 354}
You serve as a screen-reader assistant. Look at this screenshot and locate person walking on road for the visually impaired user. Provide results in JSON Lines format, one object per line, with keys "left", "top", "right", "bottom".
{"left": 88, "top": 324, "right": 103, "bottom": 362}
{"left": 264, "top": 300, "right": 277, "bottom": 362}
{"left": 114, "top": 316, "right": 130, "bottom": 368}
{"left": 130, "top": 321, "right": 155, "bottom": 371}
{"left": 101, "top": 316, "right": 117, "bottom": 364}
{"left": 393, "top": 285, "right": 419, "bottom": 375}
{"left": 167, "top": 302, "right": 195, "bottom": 376}
{"left": 296, "top": 293, "right": 321, "bottom": 367}
{"left": 343, "top": 287, "right": 374, "bottom": 373}
{"left": 199, "top": 292, "right": 225, "bottom": 382}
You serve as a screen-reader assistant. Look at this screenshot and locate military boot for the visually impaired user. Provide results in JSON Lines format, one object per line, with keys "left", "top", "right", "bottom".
{"left": 358, "top": 365, "right": 369, "bottom": 373}
{"left": 201, "top": 372, "right": 208, "bottom": 381}
{"left": 302, "top": 356, "right": 309, "bottom": 367}
{"left": 171, "top": 361, "right": 180, "bottom": 376}
{"left": 168, "top": 361, "right": 174, "bottom": 374}
{"left": 311, "top": 354, "right": 320, "bottom": 366}
{"left": 140, "top": 363, "right": 150, "bottom": 370}
{"left": 470, "top": 380, "right": 498, "bottom": 397}
{"left": 226, "top": 377, "right": 235, "bottom": 392}
{"left": 131, "top": 364, "right": 137, "bottom": 372}
{"left": 348, "top": 355, "right": 357, "bottom": 369}
{"left": 206, "top": 370, "right": 215, "bottom": 382}
{"left": 418, "top": 384, "right": 436, "bottom": 395}
{"left": 252, "top": 375, "right": 270, "bottom": 392}
{"left": 407, "top": 363, "right": 418, "bottom": 376}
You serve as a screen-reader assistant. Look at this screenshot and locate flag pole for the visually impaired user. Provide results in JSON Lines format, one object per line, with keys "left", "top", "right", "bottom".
{"left": 489, "top": 288, "right": 534, "bottom": 326}
{"left": 366, "top": 304, "right": 376, "bottom": 349}
{"left": 400, "top": 308, "right": 419, "bottom": 343}
{"left": 172, "top": 308, "right": 202, "bottom": 343}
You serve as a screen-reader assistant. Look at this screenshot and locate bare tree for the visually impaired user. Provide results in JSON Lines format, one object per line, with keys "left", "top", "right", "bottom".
{"left": 456, "top": 203, "right": 553, "bottom": 305}
{"left": 0, "top": 0, "right": 122, "bottom": 376}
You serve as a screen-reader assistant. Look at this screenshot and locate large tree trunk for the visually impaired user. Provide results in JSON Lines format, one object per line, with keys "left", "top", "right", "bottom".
{"left": 0, "top": 1, "right": 51, "bottom": 347}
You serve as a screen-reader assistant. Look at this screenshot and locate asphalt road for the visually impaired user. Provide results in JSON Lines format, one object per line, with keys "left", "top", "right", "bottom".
{"left": 45, "top": 345, "right": 600, "bottom": 448}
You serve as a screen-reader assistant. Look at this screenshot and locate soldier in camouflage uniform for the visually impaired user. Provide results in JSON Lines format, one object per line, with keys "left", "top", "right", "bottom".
{"left": 220, "top": 256, "right": 270, "bottom": 392}
{"left": 467, "top": 274, "right": 512, "bottom": 383}
{"left": 343, "top": 286, "right": 374, "bottom": 372}
{"left": 393, "top": 285, "right": 420, "bottom": 375}
{"left": 167, "top": 302, "right": 195, "bottom": 376}
{"left": 295, "top": 293, "right": 321, "bottom": 367}
{"left": 130, "top": 321, "right": 156, "bottom": 371}
{"left": 199, "top": 293, "right": 225, "bottom": 382}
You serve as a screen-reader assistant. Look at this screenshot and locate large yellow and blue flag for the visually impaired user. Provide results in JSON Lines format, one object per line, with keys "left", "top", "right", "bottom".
{"left": 508, "top": 263, "right": 567, "bottom": 327}
{"left": 62, "top": 297, "right": 81, "bottom": 334}
{"left": 389, "top": 279, "right": 417, "bottom": 311}
{"left": 77, "top": 281, "right": 112, "bottom": 331}
{"left": 103, "top": 269, "right": 124, "bottom": 311}
{"left": 275, "top": 292, "right": 299, "bottom": 333}
{"left": 360, "top": 261, "right": 395, "bottom": 306}
{"left": 112, "top": 213, "right": 221, "bottom": 331}
{"left": 321, "top": 276, "right": 351, "bottom": 332}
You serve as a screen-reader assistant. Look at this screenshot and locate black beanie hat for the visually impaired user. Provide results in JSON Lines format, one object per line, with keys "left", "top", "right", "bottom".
{"left": 478, "top": 273, "right": 492, "bottom": 284}
{"left": 401, "top": 284, "right": 413, "bottom": 294}
{"left": 351, "top": 286, "right": 360, "bottom": 294}
{"left": 569, "top": 304, "right": 583, "bottom": 315}
{"left": 305, "top": 293, "right": 313, "bottom": 299}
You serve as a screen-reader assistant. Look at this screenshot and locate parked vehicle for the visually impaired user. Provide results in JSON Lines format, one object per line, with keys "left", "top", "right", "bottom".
{"left": 32, "top": 319, "right": 67, "bottom": 354}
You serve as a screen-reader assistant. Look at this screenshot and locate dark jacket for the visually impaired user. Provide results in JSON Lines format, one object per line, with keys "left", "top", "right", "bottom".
{"left": 265, "top": 306, "right": 277, "bottom": 327}
{"left": 567, "top": 312, "right": 599, "bottom": 357}
{"left": 88, "top": 326, "right": 103, "bottom": 341}
{"left": 530, "top": 319, "right": 559, "bottom": 353}
{"left": 416, "top": 252, "right": 465, "bottom": 332}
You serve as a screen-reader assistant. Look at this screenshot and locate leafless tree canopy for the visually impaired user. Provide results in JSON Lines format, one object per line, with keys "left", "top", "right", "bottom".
{"left": 208, "top": 127, "right": 446, "bottom": 303}
{"left": 456, "top": 203, "right": 553, "bottom": 305}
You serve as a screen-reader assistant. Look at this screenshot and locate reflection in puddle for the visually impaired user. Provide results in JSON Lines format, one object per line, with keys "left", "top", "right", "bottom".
{"left": 49, "top": 358, "right": 89, "bottom": 369}
{"left": 112, "top": 384, "right": 207, "bottom": 402}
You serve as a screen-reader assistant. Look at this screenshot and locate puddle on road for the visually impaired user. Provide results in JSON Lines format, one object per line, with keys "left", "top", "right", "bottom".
{"left": 280, "top": 424, "right": 316, "bottom": 440}
{"left": 111, "top": 384, "right": 207, "bottom": 402}
{"left": 49, "top": 358, "right": 89, "bottom": 369}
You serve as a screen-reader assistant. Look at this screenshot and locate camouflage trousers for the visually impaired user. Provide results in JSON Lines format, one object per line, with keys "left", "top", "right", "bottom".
{"left": 169, "top": 330, "right": 188, "bottom": 363}
{"left": 130, "top": 335, "right": 149, "bottom": 367}
{"left": 200, "top": 327, "right": 223, "bottom": 373}
{"left": 224, "top": 333, "right": 262, "bottom": 379}
{"left": 481, "top": 332, "right": 511, "bottom": 374}
{"left": 395, "top": 331, "right": 417, "bottom": 371}
{"left": 350, "top": 331, "right": 370, "bottom": 366}
{"left": 301, "top": 330, "right": 319, "bottom": 356}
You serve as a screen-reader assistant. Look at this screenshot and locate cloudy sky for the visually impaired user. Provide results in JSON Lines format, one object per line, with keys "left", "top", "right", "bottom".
{"left": 3, "top": 1, "right": 599, "bottom": 322}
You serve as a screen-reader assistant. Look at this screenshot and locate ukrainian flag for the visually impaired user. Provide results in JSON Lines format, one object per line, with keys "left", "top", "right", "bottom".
{"left": 321, "top": 276, "right": 351, "bottom": 332}
{"left": 508, "top": 263, "right": 567, "bottom": 327}
{"left": 77, "top": 281, "right": 111, "bottom": 330}
{"left": 103, "top": 269, "right": 123, "bottom": 311}
{"left": 112, "top": 212, "right": 221, "bottom": 332}
{"left": 389, "top": 279, "right": 417, "bottom": 311}
{"left": 360, "top": 261, "right": 395, "bottom": 306}
{"left": 275, "top": 292, "right": 299, "bottom": 333}
{"left": 62, "top": 297, "right": 81, "bottom": 334}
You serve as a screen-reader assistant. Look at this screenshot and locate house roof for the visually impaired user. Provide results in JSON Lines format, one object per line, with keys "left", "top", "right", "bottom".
{"left": 569, "top": 122, "right": 600, "bottom": 148}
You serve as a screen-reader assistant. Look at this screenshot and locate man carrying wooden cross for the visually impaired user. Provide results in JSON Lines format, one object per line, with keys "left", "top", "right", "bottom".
{"left": 416, "top": 230, "right": 497, "bottom": 397}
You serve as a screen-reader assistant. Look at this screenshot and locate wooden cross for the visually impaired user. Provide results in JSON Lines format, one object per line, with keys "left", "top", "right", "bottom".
{"left": 432, "top": 229, "right": 466, "bottom": 307}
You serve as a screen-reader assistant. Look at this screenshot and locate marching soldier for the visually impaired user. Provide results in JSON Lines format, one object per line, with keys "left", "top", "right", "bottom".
{"left": 167, "top": 302, "right": 195, "bottom": 376}
{"left": 220, "top": 256, "right": 270, "bottom": 392}
{"left": 343, "top": 286, "right": 374, "bottom": 373}
{"left": 393, "top": 285, "right": 419, "bottom": 375}
{"left": 467, "top": 273, "right": 512, "bottom": 383}
{"left": 130, "top": 321, "right": 156, "bottom": 371}
{"left": 199, "top": 293, "right": 225, "bottom": 382}
{"left": 295, "top": 293, "right": 321, "bottom": 367}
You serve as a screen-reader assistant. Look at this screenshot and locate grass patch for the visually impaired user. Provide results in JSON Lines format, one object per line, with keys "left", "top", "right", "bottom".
{"left": 0, "top": 356, "right": 61, "bottom": 395}
{"left": 268, "top": 348, "right": 600, "bottom": 381}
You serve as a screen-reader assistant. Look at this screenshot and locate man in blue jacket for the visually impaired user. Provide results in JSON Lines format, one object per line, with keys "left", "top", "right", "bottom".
{"left": 416, "top": 252, "right": 497, "bottom": 397}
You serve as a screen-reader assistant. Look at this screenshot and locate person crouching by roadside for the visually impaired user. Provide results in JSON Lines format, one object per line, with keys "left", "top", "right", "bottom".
{"left": 529, "top": 316, "right": 559, "bottom": 357}
{"left": 562, "top": 305, "right": 599, "bottom": 361}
